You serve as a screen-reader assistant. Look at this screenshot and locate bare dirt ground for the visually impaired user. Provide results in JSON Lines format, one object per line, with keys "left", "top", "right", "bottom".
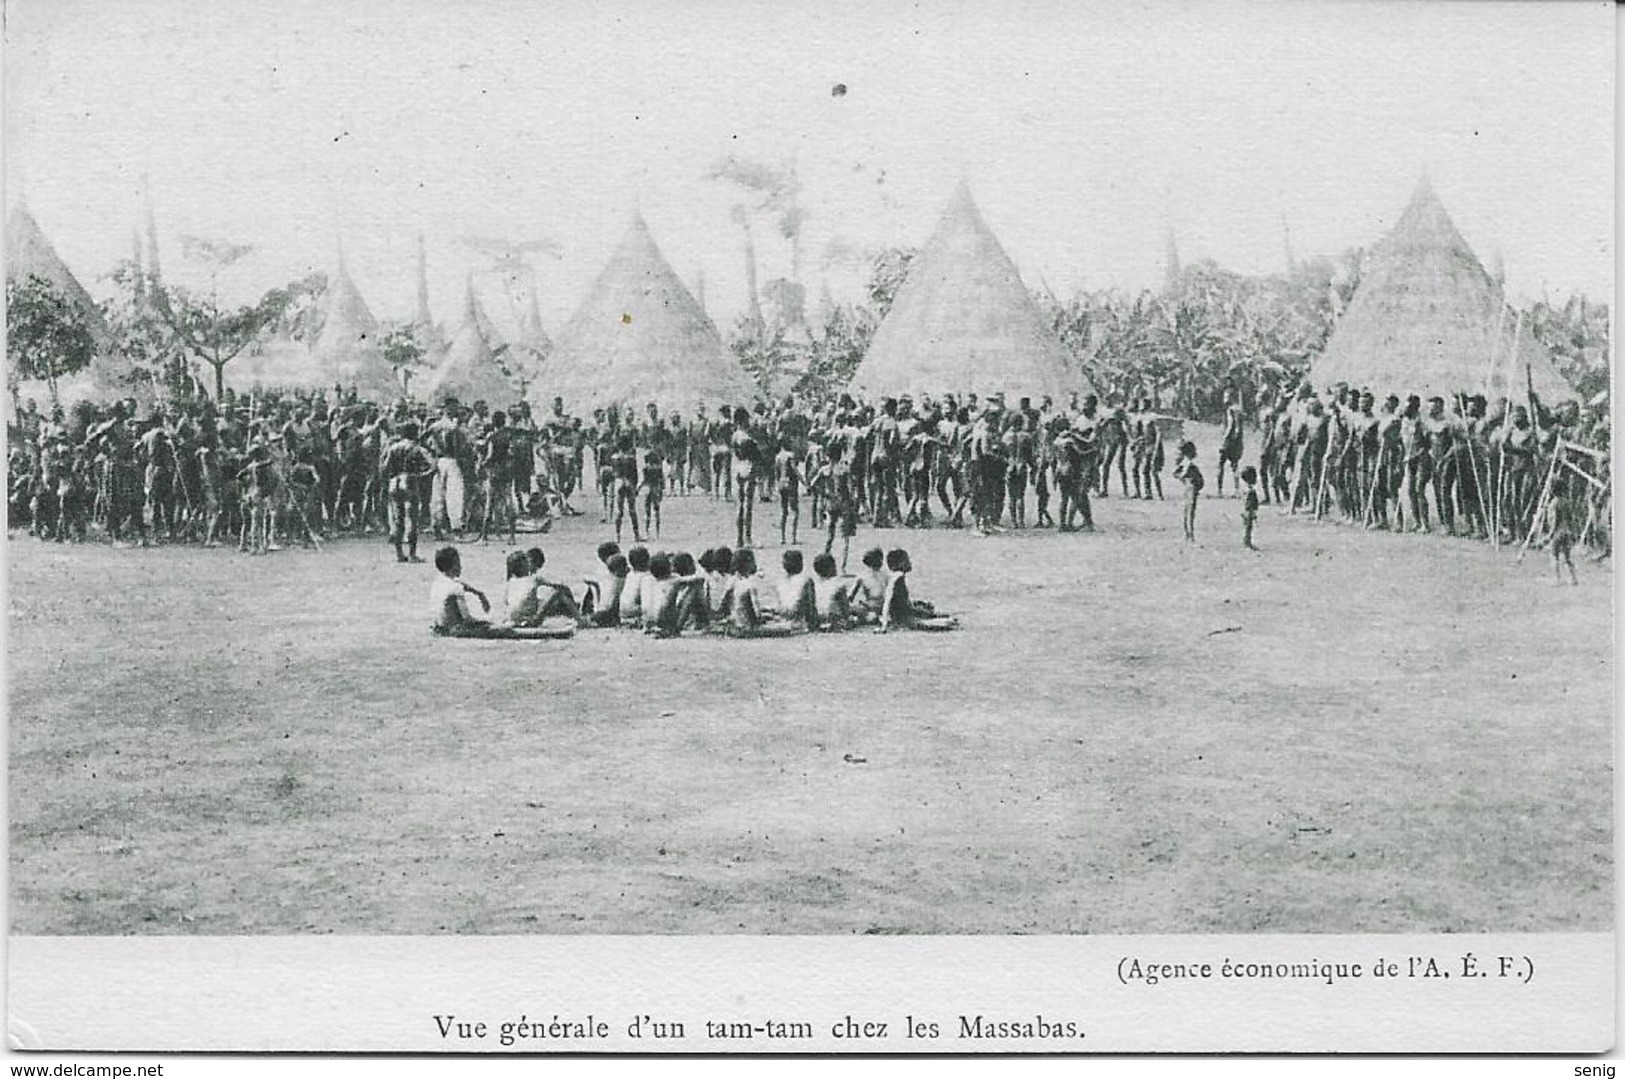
{"left": 8, "top": 428, "right": 1612, "bottom": 934}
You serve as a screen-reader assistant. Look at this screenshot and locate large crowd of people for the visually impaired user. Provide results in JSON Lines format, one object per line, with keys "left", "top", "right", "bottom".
{"left": 6, "top": 375, "right": 1610, "bottom": 583}
{"left": 4, "top": 384, "right": 1177, "bottom": 554}
{"left": 1247, "top": 381, "right": 1611, "bottom": 568}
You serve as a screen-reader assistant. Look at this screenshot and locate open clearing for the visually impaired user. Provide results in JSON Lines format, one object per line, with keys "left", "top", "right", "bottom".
{"left": 8, "top": 438, "right": 1612, "bottom": 934}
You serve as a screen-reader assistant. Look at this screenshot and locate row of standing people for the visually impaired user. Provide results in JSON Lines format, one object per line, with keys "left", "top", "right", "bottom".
{"left": 9, "top": 385, "right": 1186, "bottom": 553}
{"left": 1245, "top": 383, "right": 1610, "bottom": 568}
{"left": 7, "top": 392, "right": 579, "bottom": 551}
{"left": 580, "top": 392, "right": 1178, "bottom": 550}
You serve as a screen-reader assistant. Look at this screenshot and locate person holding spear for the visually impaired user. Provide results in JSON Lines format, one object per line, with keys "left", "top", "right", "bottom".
{"left": 1455, "top": 393, "right": 1490, "bottom": 540}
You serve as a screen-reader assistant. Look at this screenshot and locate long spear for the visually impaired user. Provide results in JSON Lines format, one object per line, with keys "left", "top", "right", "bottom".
{"left": 1476, "top": 302, "right": 1508, "bottom": 546}
{"left": 1457, "top": 393, "right": 1489, "bottom": 540}
{"left": 1517, "top": 440, "right": 1564, "bottom": 562}
{"left": 1313, "top": 417, "right": 1333, "bottom": 520}
{"left": 1495, "top": 314, "right": 1524, "bottom": 544}
{"left": 1363, "top": 439, "right": 1386, "bottom": 527}
{"left": 1491, "top": 401, "right": 1508, "bottom": 549}
{"left": 1482, "top": 301, "right": 1507, "bottom": 400}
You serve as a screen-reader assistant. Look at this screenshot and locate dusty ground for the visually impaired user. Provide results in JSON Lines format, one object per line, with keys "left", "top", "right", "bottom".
{"left": 8, "top": 428, "right": 1613, "bottom": 934}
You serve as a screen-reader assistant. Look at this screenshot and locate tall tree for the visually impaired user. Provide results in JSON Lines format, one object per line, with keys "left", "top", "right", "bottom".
{"left": 799, "top": 300, "right": 878, "bottom": 402}
{"left": 151, "top": 274, "right": 323, "bottom": 400}
{"left": 726, "top": 314, "right": 798, "bottom": 397}
{"left": 867, "top": 246, "right": 917, "bottom": 318}
{"left": 6, "top": 273, "right": 98, "bottom": 408}
{"left": 707, "top": 155, "right": 808, "bottom": 347}
{"left": 1526, "top": 293, "right": 1610, "bottom": 404}
{"left": 379, "top": 324, "right": 428, "bottom": 398}
{"left": 102, "top": 259, "right": 190, "bottom": 399}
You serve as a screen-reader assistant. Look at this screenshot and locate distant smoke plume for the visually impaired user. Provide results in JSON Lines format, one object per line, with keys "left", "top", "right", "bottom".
{"left": 455, "top": 235, "right": 562, "bottom": 333}
{"left": 179, "top": 235, "right": 256, "bottom": 267}
{"left": 709, "top": 154, "right": 812, "bottom": 332}
{"left": 820, "top": 237, "right": 864, "bottom": 270}
{"left": 455, "top": 235, "right": 562, "bottom": 272}
{"left": 707, "top": 154, "right": 806, "bottom": 243}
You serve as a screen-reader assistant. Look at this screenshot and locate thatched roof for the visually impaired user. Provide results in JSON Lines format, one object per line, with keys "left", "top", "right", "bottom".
{"left": 422, "top": 277, "right": 520, "bottom": 408}
{"left": 6, "top": 204, "right": 109, "bottom": 338}
{"left": 311, "top": 258, "right": 394, "bottom": 395}
{"left": 534, "top": 212, "right": 757, "bottom": 415}
{"left": 411, "top": 234, "right": 447, "bottom": 357}
{"left": 1311, "top": 176, "right": 1575, "bottom": 403}
{"left": 518, "top": 290, "right": 552, "bottom": 358}
{"left": 229, "top": 330, "right": 332, "bottom": 392}
{"left": 848, "top": 182, "right": 1086, "bottom": 402}
{"left": 5, "top": 202, "right": 151, "bottom": 402}
{"left": 311, "top": 259, "right": 376, "bottom": 357}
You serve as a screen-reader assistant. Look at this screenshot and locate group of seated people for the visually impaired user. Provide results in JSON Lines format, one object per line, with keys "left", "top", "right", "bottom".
{"left": 428, "top": 540, "right": 957, "bottom": 639}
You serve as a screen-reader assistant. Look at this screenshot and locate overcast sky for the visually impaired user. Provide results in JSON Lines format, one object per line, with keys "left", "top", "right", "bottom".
{"left": 5, "top": 0, "right": 1614, "bottom": 335}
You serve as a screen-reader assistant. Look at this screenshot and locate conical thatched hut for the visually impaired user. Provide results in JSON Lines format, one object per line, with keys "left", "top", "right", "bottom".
{"left": 6, "top": 204, "right": 109, "bottom": 339}
{"left": 422, "top": 277, "right": 521, "bottom": 409}
{"left": 1311, "top": 176, "right": 1575, "bottom": 403}
{"left": 6, "top": 202, "right": 136, "bottom": 403}
{"left": 411, "top": 233, "right": 448, "bottom": 360}
{"left": 311, "top": 256, "right": 395, "bottom": 396}
{"left": 228, "top": 330, "right": 333, "bottom": 393}
{"left": 500, "top": 291, "right": 551, "bottom": 397}
{"left": 535, "top": 213, "right": 758, "bottom": 415}
{"left": 518, "top": 290, "right": 552, "bottom": 360}
{"left": 848, "top": 182, "right": 1086, "bottom": 402}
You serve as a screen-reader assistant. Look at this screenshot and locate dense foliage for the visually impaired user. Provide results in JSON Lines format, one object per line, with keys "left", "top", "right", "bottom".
{"left": 6, "top": 273, "right": 98, "bottom": 406}
{"left": 724, "top": 244, "right": 1608, "bottom": 421}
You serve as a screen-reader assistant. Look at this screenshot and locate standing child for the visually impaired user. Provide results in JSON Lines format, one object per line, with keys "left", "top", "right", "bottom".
{"left": 237, "top": 437, "right": 278, "bottom": 555}
{"left": 1144, "top": 410, "right": 1166, "bottom": 501}
{"left": 824, "top": 441, "right": 859, "bottom": 572}
{"left": 731, "top": 408, "right": 760, "bottom": 547}
{"left": 1546, "top": 475, "right": 1581, "bottom": 586}
{"left": 776, "top": 440, "right": 802, "bottom": 545}
{"left": 611, "top": 435, "right": 642, "bottom": 544}
{"left": 1216, "top": 390, "right": 1245, "bottom": 497}
{"left": 805, "top": 440, "right": 830, "bottom": 530}
{"left": 595, "top": 428, "right": 616, "bottom": 523}
{"left": 1239, "top": 465, "right": 1260, "bottom": 550}
{"left": 640, "top": 446, "right": 665, "bottom": 539}
{"left": 1173, "top": 440, "right": 1204, "bottom": 543}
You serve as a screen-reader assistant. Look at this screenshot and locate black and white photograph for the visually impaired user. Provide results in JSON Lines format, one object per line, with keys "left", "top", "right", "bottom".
{"left": 4, "top": 0, "right": 1614, "bottom": 1058}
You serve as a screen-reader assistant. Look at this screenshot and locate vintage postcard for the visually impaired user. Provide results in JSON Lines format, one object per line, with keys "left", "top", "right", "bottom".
{"left": 4, "top": 0, "right": 1613, "bottom": 1059}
